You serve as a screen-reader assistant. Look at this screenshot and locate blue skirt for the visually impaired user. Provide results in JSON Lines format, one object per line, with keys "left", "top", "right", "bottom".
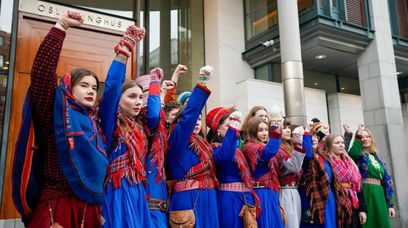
{"left": 217, "top": 190, "right": 255, "bottom": 228}
{"left": 256, "top": 189, "right": 284, "bottom": 228}
{"left": 146, "top": 170, "right": 168, "bottom": 228}
{"left": 103, "top": 179, "right": 153, "bottom": 228}
{"left": 170, "top": 189, "right": 219, "bottom": 228}
{"left": 299, "top": 188, "right": 337, "bottom": 228}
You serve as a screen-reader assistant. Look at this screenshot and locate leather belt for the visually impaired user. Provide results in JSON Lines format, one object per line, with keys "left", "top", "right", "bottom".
{"left": 148, "top": 199, "right": 168, "bottom": 212}
{"left": 253, "top": 181, "right": 266, "bottom": 189}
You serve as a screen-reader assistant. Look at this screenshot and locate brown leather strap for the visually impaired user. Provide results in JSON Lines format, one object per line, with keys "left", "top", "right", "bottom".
{"left": 148, "top": 199, "right": 168, "bottom": 212}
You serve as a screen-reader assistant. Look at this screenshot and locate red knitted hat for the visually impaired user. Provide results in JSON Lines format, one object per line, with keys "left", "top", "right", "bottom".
{"left": 206, "top": 107, "right": 231, "bottom": 132}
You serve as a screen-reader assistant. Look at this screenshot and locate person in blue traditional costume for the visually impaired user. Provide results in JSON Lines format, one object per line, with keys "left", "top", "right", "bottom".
{"left": 205, "top": 106, "right": 260, "bottom": 228}
{"left": 242, "top": 117, "right": 283, "bottom": 228}
{"left": 16, "top": 10, "right": 134, "bottom": 227}
{"left": 300, "top": 123, "right": 353, "bottom": 228}
{"left": 166, "top": 66, "right": 219, "bottom": 228}
{"left": 102, "top": 55, "right": 164, "bottom": 228}
{"left": 133, "top": 75, "right": 175, "bottom": 227}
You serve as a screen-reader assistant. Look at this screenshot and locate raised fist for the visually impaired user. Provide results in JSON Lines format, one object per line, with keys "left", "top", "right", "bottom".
{"left": 198, "top": 65, "right": 214, "bottom": 84}
{"left": 320, "top": 123, "right": 330, "bottom": 136}
{"left": 292, "top": 126, "right": 304, "bottom": 145}
{"left": 161, "top": 80, "right": 175, "bottom": 92}
{"left": 59, "top": 10, "right": 84, "bottom": 28}
{"left": 357, "top": 123, "right": 365, "bottom": 135}
{"left": 343, "top": 123, "right": 351, "bottom": 133}
{"left": 305, "top": 121, "right": 314, "bottom": 132}
{"left": 150, "top": 67, "right": 164, "bottom": 83}
{"left": 228, "top": 111, "right": 243, "bottom": 130}
{"left": 175, "top": 64, "right": 188, "bottom": 75}
{"left": 269, "top": 124, "right": 282, "bottom": 139}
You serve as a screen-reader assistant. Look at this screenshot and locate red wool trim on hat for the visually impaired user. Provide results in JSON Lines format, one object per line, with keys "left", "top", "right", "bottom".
{"left": 206, "top": 107, "right": 231, "bottom": 132}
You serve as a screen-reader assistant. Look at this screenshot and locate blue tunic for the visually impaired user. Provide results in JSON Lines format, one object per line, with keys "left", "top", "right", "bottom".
{"left": 214, "top": 128, "right": 255, "bottom": 228}
{"left": 146, "top": 156, "right": 168, "bottom": 227}
{"left": 101, "top": 61, "right": 161, "bottom": 228}
{"left": 246, "top": 138, "right": 283, "bottom": 228}
{"left": 167, "top": 85, "right": 219, "bottom": 228}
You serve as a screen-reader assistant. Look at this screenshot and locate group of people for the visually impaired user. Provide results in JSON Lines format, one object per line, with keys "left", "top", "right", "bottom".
{"left": 13, "top": 10, "right": 396, "bottom": 228}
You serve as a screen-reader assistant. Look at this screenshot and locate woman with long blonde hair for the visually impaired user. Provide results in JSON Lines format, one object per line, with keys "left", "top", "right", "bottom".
{"left": 348, "top": 124, "right": 395, "bottom": 228}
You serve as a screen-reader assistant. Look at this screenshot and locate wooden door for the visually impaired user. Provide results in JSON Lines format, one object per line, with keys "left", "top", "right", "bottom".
{"left": 0, "top": 13, "right": 135, "bottom": 219}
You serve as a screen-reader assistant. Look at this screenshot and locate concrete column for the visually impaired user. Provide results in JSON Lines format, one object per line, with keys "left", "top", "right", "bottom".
{"left": 204, "top": 0, "right": 254, "bottom": 110}
{"left": 327, "top": 93, "right": 364, "bottom": 135}
{"left": 277, "top": 0, "right": 306, "bottom": 125}
{"left": 357, "top": 0, "right": 408, "bottom": 226}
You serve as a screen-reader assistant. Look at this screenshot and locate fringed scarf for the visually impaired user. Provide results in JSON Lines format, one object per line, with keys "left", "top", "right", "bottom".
{"left": 147, "top": 111, "right": 168, "bottom": 183}
{"left": 105, "top": 111, "right": 148, "bottom": 189}
{"left": 235, "top": 149, "right": 262, "bottom": 217}
{"left": 305, "top": 155, "right": 352, "bottom": 227}
{"left": 329, "top": 154, "right": 361, "bottom": 209}
{"left": 242, "top": 141, "right": 264, "bottom": 172}
{"left": 243, "top": 141, "right": 280, "bottom": 192}
{"left": 186, "top": 134, "right": 218, "bottom": 186}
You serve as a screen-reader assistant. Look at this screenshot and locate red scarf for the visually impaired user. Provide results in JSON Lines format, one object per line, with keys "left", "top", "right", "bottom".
{"left": 148, "top": 111, "right": 168, "bottom": 183}
{"left": 235, "top": 149, "right": 261, "bottom": 216}
{"left": 106, "top": 111, "right": 147, "bottom": 189}
{"left": 186, "top": 134, "right": 218, "bottom": 185}
{"left": 329, "top": 154, "right": 361, "bottom": 209}
{"left": 243, "top": 141, "right": 280, "bottom": 191}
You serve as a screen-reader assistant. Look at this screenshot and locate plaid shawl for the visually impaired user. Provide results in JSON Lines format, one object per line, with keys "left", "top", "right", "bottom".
{"left": 106, "top": 111, "right": 148, "bottom": 189}
{"left": 146, "top": 111, "right": 168, "bottom": 183}
{"left": 305, "top": 155, "right": 352, "bottom": 227}
{"left": 329, "top": 154, "right": 361, "bottom": 209}
{"left": 186, "top": 134, "right": 218, "bottom": 185}
{"left": 243, "top": 141, "right": 280, "bottom": 191}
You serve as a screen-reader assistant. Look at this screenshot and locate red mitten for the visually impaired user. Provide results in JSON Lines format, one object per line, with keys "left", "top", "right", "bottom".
{"left": 114, "top": 25, "right": 145, "bottom": 57}
{"left": 269, "top": 125, "right": 282, "bottom": 139}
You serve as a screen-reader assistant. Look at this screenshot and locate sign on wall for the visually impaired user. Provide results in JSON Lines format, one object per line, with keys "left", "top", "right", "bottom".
{"left": 19, "top": 0, "right": 134, "bottom": 32}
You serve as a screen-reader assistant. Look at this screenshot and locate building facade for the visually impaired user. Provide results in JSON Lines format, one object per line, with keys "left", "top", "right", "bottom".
{"left": 0, "top": 0, "right": 407, "bottom": 227}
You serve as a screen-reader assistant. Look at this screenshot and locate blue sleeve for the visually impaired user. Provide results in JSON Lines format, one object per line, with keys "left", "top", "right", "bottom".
{"left": 261, "top": 138, "right": 281, "bottom": 161}
{"left": 167, "top": 85, "right": 210, "bottom": 179}
{"left": 253, "top": 138, "right": 280, "bottom": 177}
{"left": 303, "top": 133, "right": 313, "bottom": 172}
{"left": 214, "top": 128, "right": 239, "bottom": 163}
{"left": 146, "top": 81, "right": 161, "bottom": 131}
{"left": 98, "top": 60, "right": 126, "bottom": 150}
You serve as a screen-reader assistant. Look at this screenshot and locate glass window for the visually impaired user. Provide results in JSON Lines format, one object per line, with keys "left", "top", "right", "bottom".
{"left": 48, "top": 0, "right": 134, "bottom": 18}
{"left": 0, "top": 36, "right": 4, "bottom": 47}
{"left": 244, "top": 0, "right": 315, "bottom": 40}
{"left": 304, "top": 70, "right": 337, "bottom": 93}
{"left": 338, "top": 76, "right": 360, "bottom": 95}
{"left": 245, "top": 0, "right": 278, "bottom": 39}
{"left": 139, "top": 0, "right": 204, "bottom": 91}
{"left": 0, "top": 55, "right": 3, "bottom": 68}
{"left": 254, "top": 63, "right": 281, "bottom": 83}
